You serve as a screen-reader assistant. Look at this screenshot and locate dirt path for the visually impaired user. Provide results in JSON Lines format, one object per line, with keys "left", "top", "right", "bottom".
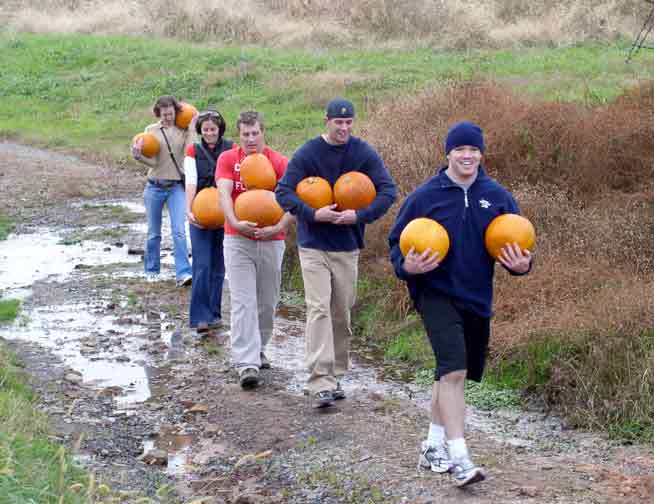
{"left": 1, "top": 142, "right": 653, "bottom": 503}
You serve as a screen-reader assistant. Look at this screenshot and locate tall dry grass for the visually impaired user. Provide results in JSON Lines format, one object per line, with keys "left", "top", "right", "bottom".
{"left": 357, "top": 80, "right": 654, "bottom": 433}
{"left": 1, "top": 0, "right": 647, "bottom": 48}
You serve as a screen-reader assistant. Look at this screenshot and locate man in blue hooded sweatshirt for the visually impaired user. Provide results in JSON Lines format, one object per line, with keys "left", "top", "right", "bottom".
{"left": 388, "top": 121, "right": 532, "bottom": 487}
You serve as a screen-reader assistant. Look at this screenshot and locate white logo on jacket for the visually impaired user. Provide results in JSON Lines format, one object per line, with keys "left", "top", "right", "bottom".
{"left": 479, "top": 199, "right": 491, "bottom": 209}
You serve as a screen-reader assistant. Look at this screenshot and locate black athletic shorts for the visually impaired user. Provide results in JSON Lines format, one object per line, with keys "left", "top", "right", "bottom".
{"left": 417, "top": 289, "right": 491, "bottom": 382}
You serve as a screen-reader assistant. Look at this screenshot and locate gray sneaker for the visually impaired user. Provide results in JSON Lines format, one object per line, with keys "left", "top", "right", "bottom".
{"left": 313, "top": 390, "right": 334, "bottom": 409}
{"left": 332, "top": 382, "right": 346, "bottom": 400}
{"left": 259, "top": 352, "right": 271, "bottom": 369}
{"left": 238, "top": 367, "right": 259, "bottom": 388}
{"left": 418, "top": 441, "right": 453, "bottom": 474}
{"left": 451, "top": 457, "right": 485, "bottom": 487}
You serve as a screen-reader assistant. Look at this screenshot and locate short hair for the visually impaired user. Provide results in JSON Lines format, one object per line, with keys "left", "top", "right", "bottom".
{"left": 195, "top": 109, "right": 226, "bottom": 139}
{"left": 152, "top": 95, "right": 182, "bottom": 117}
{"left": 236, "top": 111, "right": 264, "bottom": 132}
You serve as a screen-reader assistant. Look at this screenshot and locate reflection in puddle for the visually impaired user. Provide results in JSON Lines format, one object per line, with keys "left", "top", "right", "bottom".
{"left": 143, "top": 427, "right": 195, "bottom": 475}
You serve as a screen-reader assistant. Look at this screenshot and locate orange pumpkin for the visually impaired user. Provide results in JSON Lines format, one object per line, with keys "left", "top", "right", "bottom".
{"left": 297, "top": 176, "right": 334, "bottom": 209}
{"left": 239, "top": 153, "right": 277, "bottom": 191}
{"left": 484, "top": 213, "right": 536, "bottom": 260}
{"left": 234, "top": 190, "right": 284, "bottom": 227}
{"left": 191, "top": 187, "right": 224, "bottom": 229}
{"left": 399, "top": 218, "right": 450, "bottom": 261}
{"left": 333, "top": 172, "right": 376, "bottom": 210}
{"left": 132, "top": 132, "right": 160, "bottom": 158}
{"left": 175, "top": 102, "right": 198, "bottom": 130}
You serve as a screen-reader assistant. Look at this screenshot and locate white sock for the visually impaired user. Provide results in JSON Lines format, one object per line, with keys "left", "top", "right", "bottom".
{"left": 426, "top": 423, "right": 445, "bottom": 447}
{"left": 447, "top": 438, "right": 469, "bottom": 461}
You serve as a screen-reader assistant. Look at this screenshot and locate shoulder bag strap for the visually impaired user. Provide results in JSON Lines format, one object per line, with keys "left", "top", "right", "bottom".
{"left": 160, "top": 126, "right": 184, "bottom": 180}
{"left": 195, "top": 142, "right": 218, "bottom": 165}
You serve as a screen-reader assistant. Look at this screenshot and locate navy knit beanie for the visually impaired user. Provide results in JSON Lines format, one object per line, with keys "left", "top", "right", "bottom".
{"left": 445, "top": 121, "right": 485, "bottom": 155}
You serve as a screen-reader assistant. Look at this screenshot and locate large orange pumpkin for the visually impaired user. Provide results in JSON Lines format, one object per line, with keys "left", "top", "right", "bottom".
{"left": 239, "top": 153, "right": 277, "bottom": 191}
{"left": 234, "top": 190, "right": 284, "bottom": 227}
{"left": 191, "top": 187, "right": 224, "bottom": 229}
{"left": 175, "top": 102, "right": 198, "bottom": 130}
{"left": 399, "top": 218, "right": 450, "bottom": 261}
{"left": 484, "top": 213, "right": 536, "bottom": 260}
{"left": 297, "top": 177, "right": 334, "bottom": 209}
{"left": 132, "top": 132, "right": 160, "bottom": 158}
{"left": 333, "top": 172, "right": 376, "bottom": 210}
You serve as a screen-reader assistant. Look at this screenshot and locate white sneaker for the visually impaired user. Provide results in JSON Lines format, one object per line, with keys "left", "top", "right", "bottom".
{"left": 418, "top": 440, "right": 453, "bottom": 474}
{"left": 451, "top": 457, "right": 485, "bottom": 487}
{"left": 145, "top": 273, "right": 160, "bottom": 283}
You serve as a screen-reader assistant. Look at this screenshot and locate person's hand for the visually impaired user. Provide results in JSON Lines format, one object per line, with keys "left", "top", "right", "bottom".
{"left": 333, "top": 209, "right": 357, "bottom": 225}
{"left": 187, "top": 210, "right": 204, "bottom": 228}
{"left": 314, "top": 204, "right": 341, "bottom": 224}
{"left": 233, "top": 220, "right": 258, "bottom": 238}
{"left": 498, "top": 242, "right": 532, "bottom": 273}
{"left": 254, "top": 224, "right": 280, "bottom": 240}
{"left": 131, "top": 137, "right": 144, "bottom": 160}
{"left": 402, "top": 247, "right": 441, "bottom": 275}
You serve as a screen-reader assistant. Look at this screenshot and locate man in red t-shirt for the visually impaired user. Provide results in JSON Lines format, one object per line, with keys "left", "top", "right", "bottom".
{"left": 216, "top": 111, "right": 294, "bottom": 388}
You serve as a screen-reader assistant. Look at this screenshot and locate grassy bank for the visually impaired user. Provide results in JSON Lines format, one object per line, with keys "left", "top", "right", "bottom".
{"left": 2, "top": 33, "right": 654, "bottom": 161}
{"left": 0, "top": 329, "right": 94, "bottom": 502}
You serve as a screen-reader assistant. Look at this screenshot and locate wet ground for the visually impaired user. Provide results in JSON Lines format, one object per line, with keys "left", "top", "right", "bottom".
{"left": 1, "top": 142, "right": 654, "bottom": 503}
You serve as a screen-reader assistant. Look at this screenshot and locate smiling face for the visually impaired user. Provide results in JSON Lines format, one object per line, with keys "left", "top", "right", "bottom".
{"left": 200, "top": 118, "right": 220, "bottom": 146}
{"left": 325, "top": 117, "right": 353, "bottom": 145}
{"left": 446, "top": 145, "right": 482, "bottom": 184}
{"left": 239, "top": 121, "right": 264, "bottom": 155}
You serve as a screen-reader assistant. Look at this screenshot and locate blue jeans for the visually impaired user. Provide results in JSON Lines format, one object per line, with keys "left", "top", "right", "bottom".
{"left": 189, "top": 224, "right": 225, "bottom": 328}
{"left": 143, "top": 181, "right": 191, "bottom": 280}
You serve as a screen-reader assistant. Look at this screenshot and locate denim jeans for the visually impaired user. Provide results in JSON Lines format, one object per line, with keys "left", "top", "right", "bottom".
{"left": 189, "top": 224, "right": 225, "bottom": 328}
{"left": 143, "top": 181, "right": 191, "bottom": 280}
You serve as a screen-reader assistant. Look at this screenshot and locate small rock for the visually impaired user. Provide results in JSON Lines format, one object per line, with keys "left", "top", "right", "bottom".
{"left": 140, "top": 448, "right": 168, "bottom": 465}
{"left": 64, "top": 373, "right": 83, "bottom": 384}
{"left": 518, "top": 486, "right": 540, "bottom": 497}
{"left": 187, "top": 403, "right": 209, "bottom": 414}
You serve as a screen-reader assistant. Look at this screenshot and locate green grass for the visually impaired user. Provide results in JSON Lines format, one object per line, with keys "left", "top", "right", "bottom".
{"left": 0, "top": 299, "right": 20, "bottom": 322}
{"left": 0, "top": 343, "right": 92, "bottom": 503}
{"left": 484, "top": 335, "right": 585, "bottom": 391}
{"left": 0, "top": 213, "right": 13, "bottom": 241}
{"left": 1, "top": 33, "right": 654, "bottom": 160}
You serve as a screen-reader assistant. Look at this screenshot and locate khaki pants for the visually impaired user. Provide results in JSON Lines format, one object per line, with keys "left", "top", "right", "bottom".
{"left": 224, "top": 235, "right": 285, "bottom": 369}
{"left": 299, "top": 247, "right": 359, "bottom": 394}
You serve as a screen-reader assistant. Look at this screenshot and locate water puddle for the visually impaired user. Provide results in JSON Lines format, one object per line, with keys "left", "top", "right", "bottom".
{"left": 0, "top": 230, "right": 141, "bottom": 290}
{"left": 143, "top": 427, "right": 195, "bottom": 475}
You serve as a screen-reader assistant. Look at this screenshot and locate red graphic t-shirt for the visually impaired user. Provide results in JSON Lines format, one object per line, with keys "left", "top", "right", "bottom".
{"left": 216, "top": 145, "right": 288, "bottom": 240}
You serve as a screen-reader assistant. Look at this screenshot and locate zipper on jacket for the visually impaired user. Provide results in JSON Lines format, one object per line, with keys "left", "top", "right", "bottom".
{"left": 462, "top": 187, "right": 469, "bottom": 220}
